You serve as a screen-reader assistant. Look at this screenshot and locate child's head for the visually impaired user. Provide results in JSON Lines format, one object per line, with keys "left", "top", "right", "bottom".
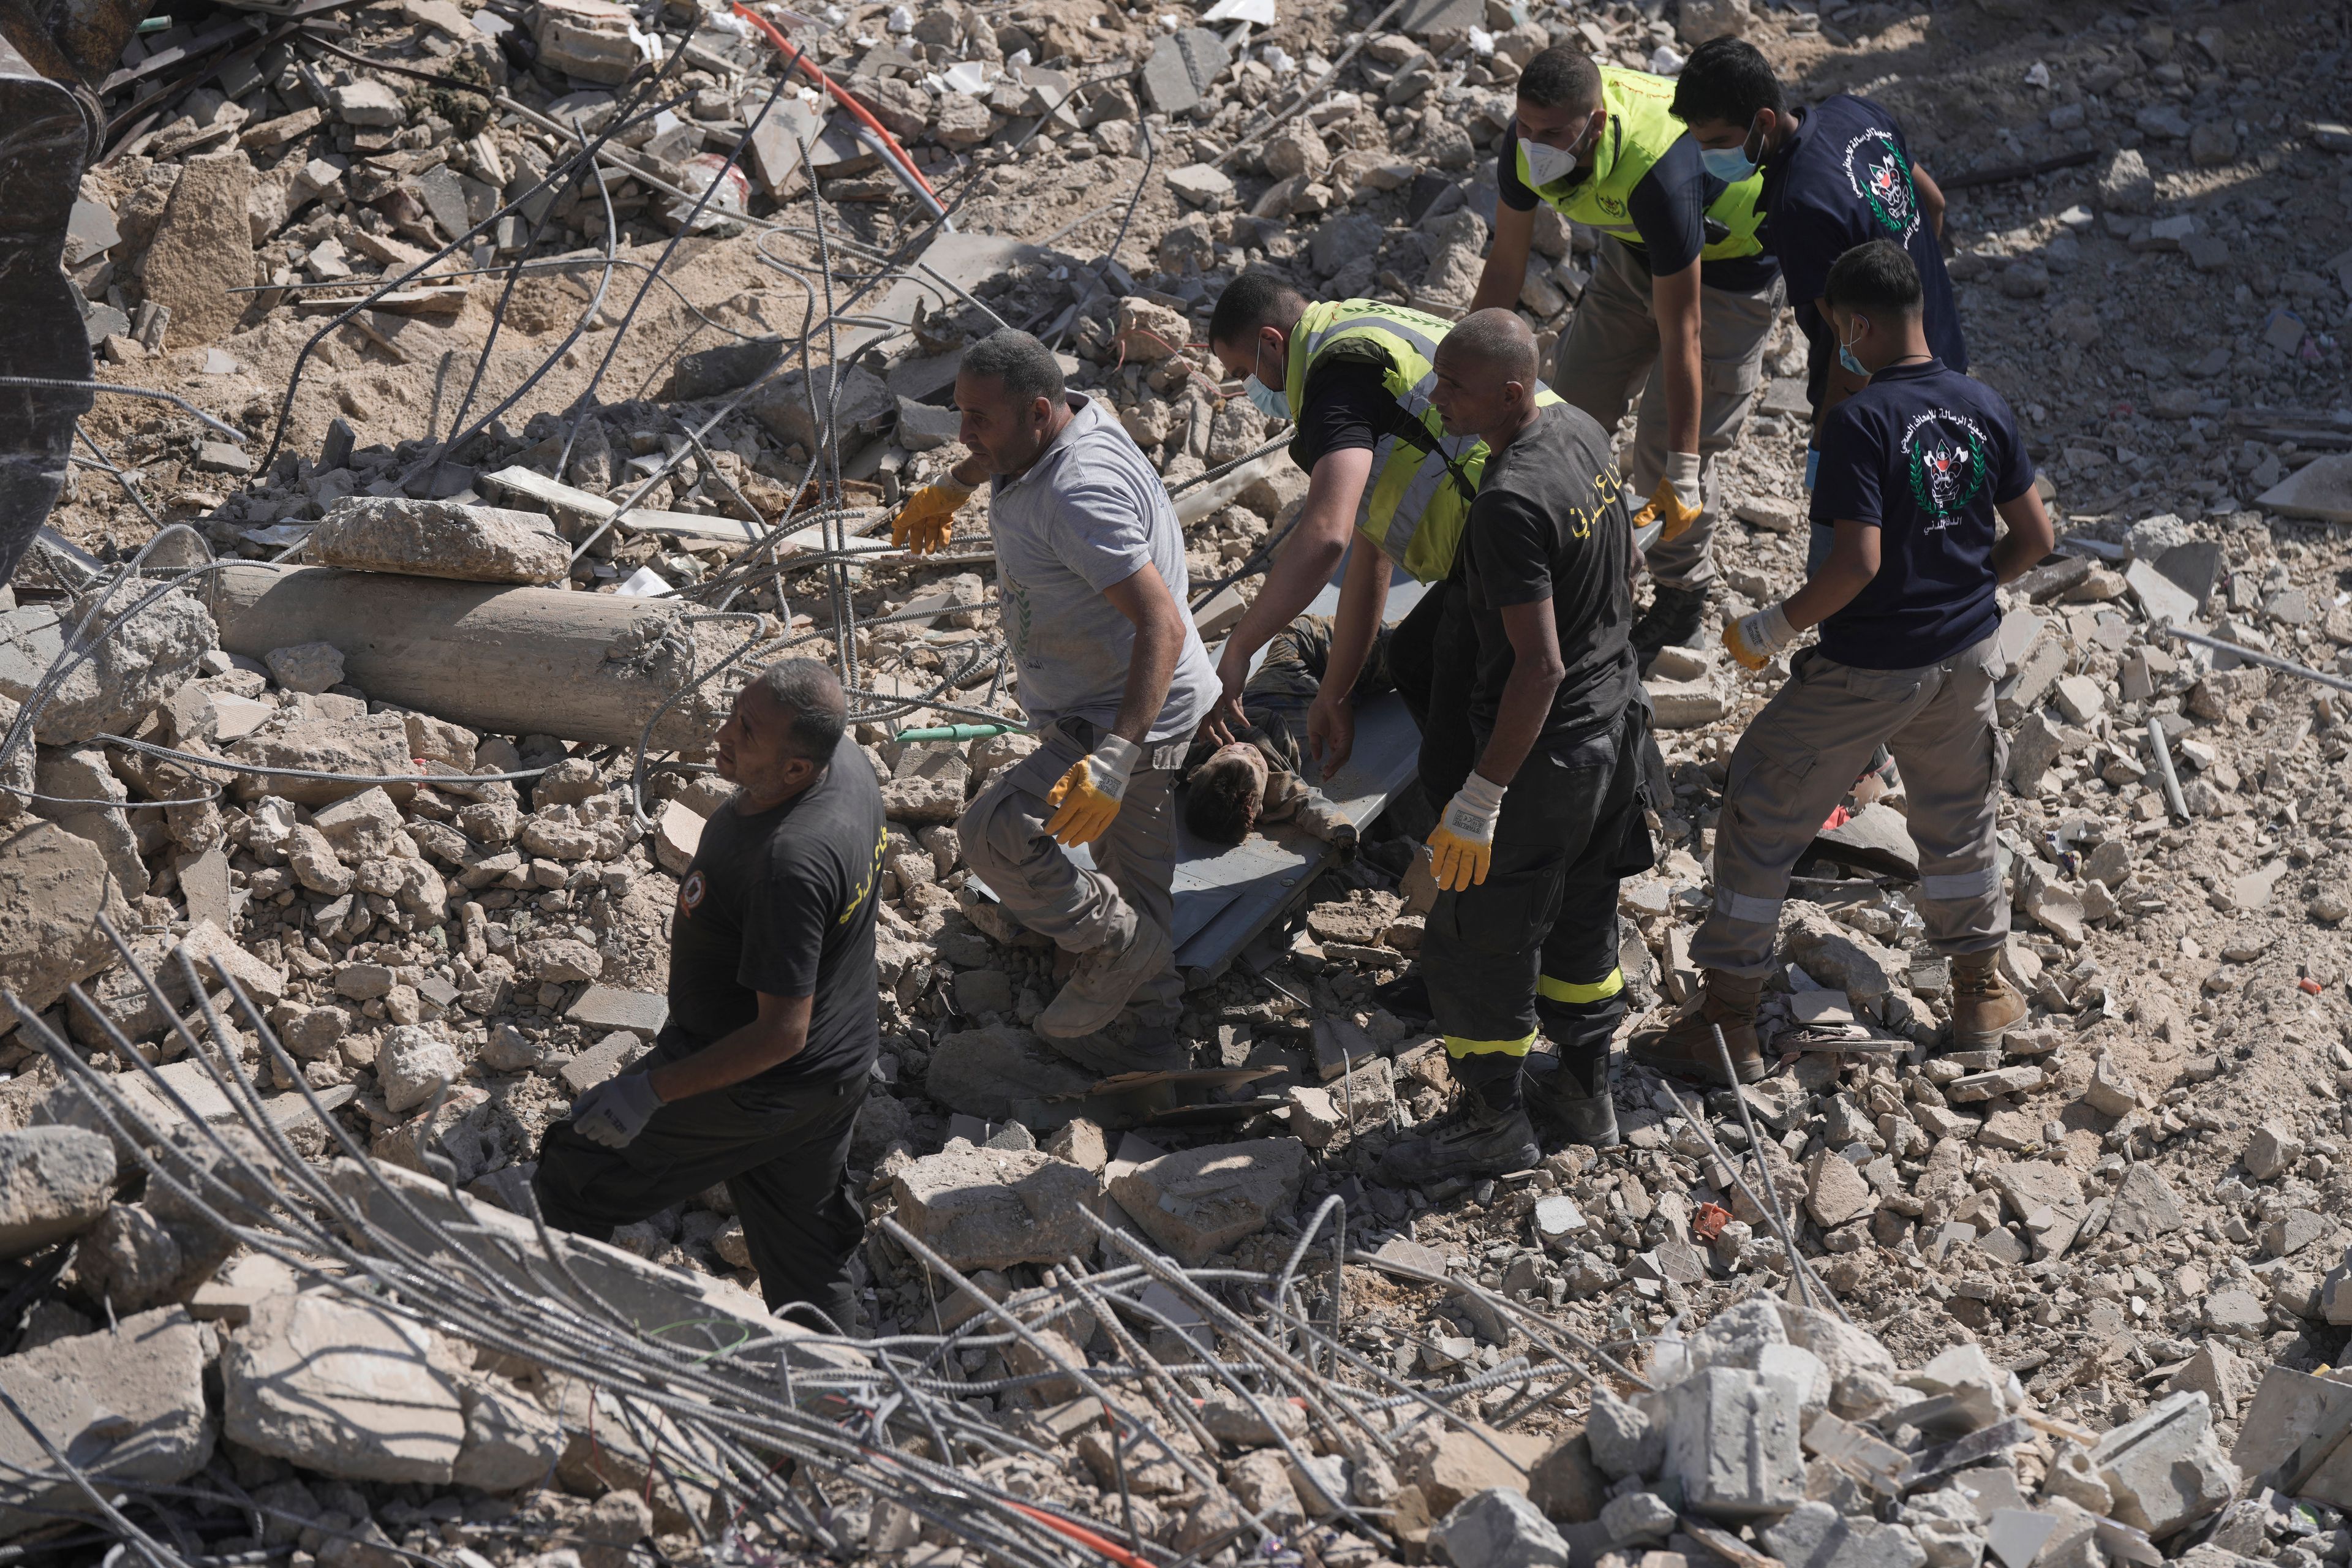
{"left": 1823, "top": 239, "right": 1924, "bottom": 377}
{"left": 1185, "top": 744, "right": 1271, "bottom": 845}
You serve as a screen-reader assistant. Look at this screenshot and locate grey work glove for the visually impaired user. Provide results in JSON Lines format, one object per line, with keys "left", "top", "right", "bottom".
{"left": 571, "top": 1073, "right": 663, "bottom": 1148}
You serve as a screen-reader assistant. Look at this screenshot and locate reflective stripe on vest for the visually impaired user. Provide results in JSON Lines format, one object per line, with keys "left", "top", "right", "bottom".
{"left": 1285, "top": 299, "right": 1559, "bottom": 584}
{"left": 1515, "top": 66, "right": 1766, "bottom": 264}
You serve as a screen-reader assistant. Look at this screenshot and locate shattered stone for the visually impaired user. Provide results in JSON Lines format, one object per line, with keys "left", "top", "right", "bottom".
{"left": 222, "top": 1290, "right": 466, "bottom": 1483}
{"left": 2090, "top": 1391, "right": 2237, "bottom": 1537}
{"left": 0, "top": 1126, "right": 116, "bottom": 1259}
{"left": 1107, "top": 1138, "right": 1307, "bottom": 1266}
{"left": 311, "top": 498, "right": 571, "bottom": 585}
{"left": 890, "top": 1145, "right": 1102, "bottom": 1270}
{"left": 0, "top": 1306, "right": 213, "bottom": 1534}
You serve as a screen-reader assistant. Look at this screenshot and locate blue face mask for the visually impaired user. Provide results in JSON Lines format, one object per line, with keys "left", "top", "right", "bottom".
{"left": 1245, "top": 337, "right": 1291, "bottom": 421}
{"left": 1699, "top": 115, "right": 1763, "bottom": 183}
{"left": 1836, "top": 318, "right": 1871, "bottom": 379}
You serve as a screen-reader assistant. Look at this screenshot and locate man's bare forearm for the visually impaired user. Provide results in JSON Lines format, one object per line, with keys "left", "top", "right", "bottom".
{"left": 647, "top": 1017, "right": 806, "bottom": 1101}
{"left": 1111, "top": 603, "right": 1182, "bottom": 745}
{"left": 1318, "top": 545, "right": 1389, "bottom": 701}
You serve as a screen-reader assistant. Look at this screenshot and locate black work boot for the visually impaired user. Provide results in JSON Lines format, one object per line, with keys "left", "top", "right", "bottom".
{"left": 1530, "top": 1000, "right": 1623, "bottom": 1149}
{"left": 1632, "top": 583, "right": 1708, "bottom": 666}
{"left": 1626, "top": 970, "right": 1768, "bottom": 1085}
{"left": 1039, "top": 1019, "right": 1192, "bottom": 1076}
{"left": 1379, "top": 1054, "right": 1539, "bottom": 1185}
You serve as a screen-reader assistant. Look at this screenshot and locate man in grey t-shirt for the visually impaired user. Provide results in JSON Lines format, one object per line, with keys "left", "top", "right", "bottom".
{"left": 915, "top": 331, "right": 1216, "bottom": 1070}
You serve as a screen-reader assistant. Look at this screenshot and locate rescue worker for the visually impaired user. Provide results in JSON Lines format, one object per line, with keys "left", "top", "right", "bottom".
{"left": 535, "top": 660, "right": 884, "bottom": 1332}
{"left": 1630, "top": 242, "right": 2045, "bottom": 1085}
{"left": 1670, "top": 36, "right": 1958, "bottom": 571}
{"left": 1201, "top": 270, "right": 1561, "bottom": 814}
{"left": 1382, "top": 310, "right": 1652, "bottom": 1181}
{"left": 1470, "top": 48, "right": 1785, "bottom": 664}
{"left": 942, "top": 330, "right": 1220, "bottom": 1073}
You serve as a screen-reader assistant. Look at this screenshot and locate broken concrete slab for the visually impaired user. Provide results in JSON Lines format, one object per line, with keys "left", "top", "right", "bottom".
{"left": 924, "top": 1023, "right": 1097, "bottom": 1122}
{"left": 310, "top": 497, "right": 570, "bottom": 585}
{"left": 0, "top": 1306, "right": 214, "bottom": 1539}
{"left": 1106, "top": 1137, "right": 1308, "bottom": 1265}
{"left": 1433, "top": 1487, "right": 1570, "bottom": 1568}
{"left": 0, "top": 590, "right": 214, "bottom": 746}
{"left": 0, "top": 821, "right": 135, "bottom": 1020}
{"left": 1763, "top": 1500, "right": 1927, "bottom": 1568}
{"left": 221, "top": 1289, "right": 467, "bottom": 1483}
{"left": 0, "top": 1126, "right": 115, "bottom": 1258}
{"left": 565, "top": 984, "right": 668, "bottom": 1038}
{"left": 1659, "top": 1366, "right": 1807, "bottom": 1519}
{"left": 2256, "top": 453, "right": 2352, "bottom": 523}
{"left": 2106, "top": 1163, "right": 2187, "bottom": 1239}
{"left": 2090, "top": 1390, "right": 2236, "bottom": 1538}
{"left": 890, "top": 1145, "right": 1104, "bottom": 1271}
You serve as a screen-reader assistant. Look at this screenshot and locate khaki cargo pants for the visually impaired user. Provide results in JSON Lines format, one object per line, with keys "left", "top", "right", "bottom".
{"left": 1690, "top": 635, "right": 2010, "bottom": 978}
{"left": 1551, "top": 238, "right": 1785, "bottom": 592}
{"left": 957, "top": 715, "right": 1185, "bottom": 1027}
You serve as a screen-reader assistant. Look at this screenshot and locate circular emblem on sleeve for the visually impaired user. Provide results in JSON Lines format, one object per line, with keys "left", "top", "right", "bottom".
{"left": 679, "top": 870, "right": 707, "bottom": 914}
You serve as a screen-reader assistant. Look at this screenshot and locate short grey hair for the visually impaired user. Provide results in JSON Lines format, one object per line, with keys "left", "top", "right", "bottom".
{"left": 959, "top": 329, "right": 1065, "bottom": 410}
{"left": 749, "top": 658, "right": 846, "bottom": 761}
{"left": 1441, "top": 309, "right": 1540, "bottom": 388}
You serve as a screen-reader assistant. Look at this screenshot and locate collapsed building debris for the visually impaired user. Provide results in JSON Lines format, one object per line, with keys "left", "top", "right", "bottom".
{"left": 2, "top": 0, "right": 2352, "bottom": 1563}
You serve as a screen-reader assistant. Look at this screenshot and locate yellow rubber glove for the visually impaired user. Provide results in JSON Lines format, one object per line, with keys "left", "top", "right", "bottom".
{"left": 1044, "top": 733, "right": 1142, "bottom": 847}
{"left": 1426, "top": 772, "right": 1507, "bottom": 893}
{"left": 892, "top": 479, "right": 973, "bottom": 554}
{"left": 1630, "top": 452, "right": 1705, "bottom": 543}
{"left": 1722, "top": 601, "right": 1796, "bottom": 671}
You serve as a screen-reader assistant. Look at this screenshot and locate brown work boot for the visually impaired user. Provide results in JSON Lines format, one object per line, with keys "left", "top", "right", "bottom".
{"left": 1948, "top": 949, "right": 2027, "bottom": 1051}
{"left": 1626, "top": 971, "right": 1768, "bottom": 1085}
{"left": 1038, "top": 907, "right": 1171, "bottom": 1039}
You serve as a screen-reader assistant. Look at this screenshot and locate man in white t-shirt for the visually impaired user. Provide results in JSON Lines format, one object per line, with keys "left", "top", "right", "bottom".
{"left": 913, "top": 331, "right": 1218, "bottom": 1072}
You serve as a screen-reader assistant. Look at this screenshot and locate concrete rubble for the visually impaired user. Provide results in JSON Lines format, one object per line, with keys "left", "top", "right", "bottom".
{"left": 9, "top": 0, "right": 2352, "bottom": 1561}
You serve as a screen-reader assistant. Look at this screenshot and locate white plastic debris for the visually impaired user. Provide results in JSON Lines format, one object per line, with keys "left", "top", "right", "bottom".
{"left": 1648, "top": 43, "right": 1685, "bottom": 74}
{"left": 943, "top": 59, "right": 997, "bottom": 93}
{"left": 1468, "top": 24, "right": 1495, "bottom": 55}
{"left": 2024, "top": 60, "right": 2051, "bottom": 88}
{"left": 616, "top": 566, "right": 676, "bottom": 598}
{"left": 1202, "top": 0, "right": 1277, "bottom": 23}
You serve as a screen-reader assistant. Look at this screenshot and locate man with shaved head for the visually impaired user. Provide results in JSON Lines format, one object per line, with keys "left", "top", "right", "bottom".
{"left": 1381, "top": 309, "right": 1651, "bottom": 1181}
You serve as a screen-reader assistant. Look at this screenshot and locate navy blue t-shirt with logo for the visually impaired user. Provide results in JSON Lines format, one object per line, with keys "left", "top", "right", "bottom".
{"left": 1809, "top": 359, "right": 2034, "bottom": 670}
{"left": 1756, "top": 95, "right": 1965, "bottom": 386}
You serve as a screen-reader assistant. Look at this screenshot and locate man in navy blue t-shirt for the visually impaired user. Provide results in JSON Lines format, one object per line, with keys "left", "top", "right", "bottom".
{"left": 1670, "top": 40, "right": 1961, "bottom": 500}
{"left": 1627, "top": 241, "right": 2052, "bottom": 1085}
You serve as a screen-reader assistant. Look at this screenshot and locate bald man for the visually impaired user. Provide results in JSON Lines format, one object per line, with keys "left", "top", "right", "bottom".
{"left": 1384, "top": 311, "right": 1654, "bottom": 1182}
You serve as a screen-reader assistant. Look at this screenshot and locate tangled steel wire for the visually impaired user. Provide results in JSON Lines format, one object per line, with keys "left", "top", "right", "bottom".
{"left": 3, "top": 924, "right": 1645, "bottom": 1568}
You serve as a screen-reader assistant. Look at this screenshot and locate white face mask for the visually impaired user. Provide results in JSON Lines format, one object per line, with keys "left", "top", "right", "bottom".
{"left": 1520, "top": 115, "right": 1597, "bottom": 187}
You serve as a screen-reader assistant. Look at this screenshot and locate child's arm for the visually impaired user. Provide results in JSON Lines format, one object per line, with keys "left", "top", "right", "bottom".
{"left": 1990, "top": 488, "right": 2056, "bottom": 585}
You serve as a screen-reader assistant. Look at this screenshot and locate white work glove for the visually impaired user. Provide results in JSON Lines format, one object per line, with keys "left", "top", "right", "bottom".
{"left": 1427, "top": 771, "right": 1507, "bottom": 892}
{"left": 1045, "top": 733, "right": 1142, "bottom": 846}
{"left": 1724, "top": 601, "right": 1798, "bottom": 671}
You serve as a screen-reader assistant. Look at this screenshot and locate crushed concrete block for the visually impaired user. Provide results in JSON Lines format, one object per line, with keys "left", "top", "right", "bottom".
{"left": 2081, "top": 1052, "right": 2140, "bottom": 1117}
{"left": 222, "top": 1290, "right": 466, "bottom": 1483}
{"left": 1529, "top": 1431, "right": 1607, "bottom": 1523}
{"left": 0, "top": 1126, "right": 116, "bottom": 1260}
{"left": 1107, "top": 1137, "right": 1307, "bottom": 1265}
{"left": 453, "top": 1371, "right": 566, "bottom": 1492}
{"left": 1659, "top": 1366, "right": 1806, "bottom": 1518}
{"left": 2165, "top": 1343, "right": 2250, "bottom": 1422}
{"left": 925, "top": 1023, "right": 1098, "bottom": 1121}
{"left": 565, "top": 985, "right": 668, "bottom": 1039}
{"left": 264, "top": 641, "right": 345, "bottom": 693}
{"left": 0, "top": 821, "right": 134, "bottom": 1019}
{"left": 0, "top": 593, "right": 213, "bottom": 747}
{"left": 1403, "top": 1422, "right": 1549, "bottom": 1512}
{"left": 557, "top": 1030, "right": 641, "bottom": 1096}
{"left": 379, "top": 1025, "right": 462, "bottom": 1114}
{"left": 2090, "top": 1390, "right": 2236, "bottom": 1538}
{"left": 2245, "top": 1121, "right": 2301, "bottom": 1180}
{"left": 1806, "top": 1152, "right": 1879, "bottom": 1229}
{"left": 533, "top": 0, "right": 638, "bottom": 83}
{"left": 228, "top": 713, "right": 414, "bottom": 806}
{"left": 311, "top": 497, "right": 570, "bottom": 585}
{"left": 2106, "top": 1163, "right": 2188, "bottom": 1240}
{"left": 1430, "top": 1495, "right": 1561, "bottom": 1561}
{"left": 1600, "top": 1488, "right": 1678, "bottom": 1545}
{"left": 1764, "top": 1501, "right": 1928, "bottom": 1568}
{"left": 0, "top": 1306, "right": 214, "bottom": 1538}
{"left": 891, "top": 1146, "right": 1102, "bottom": 1271}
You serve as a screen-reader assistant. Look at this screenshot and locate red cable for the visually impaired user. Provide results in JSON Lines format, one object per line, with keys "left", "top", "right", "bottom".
{"left": 729, "top": 2, "right": 943, "bottom": 203}
{"left": 1002, "top": 1500, "right": 1157, "bottom": 1568}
